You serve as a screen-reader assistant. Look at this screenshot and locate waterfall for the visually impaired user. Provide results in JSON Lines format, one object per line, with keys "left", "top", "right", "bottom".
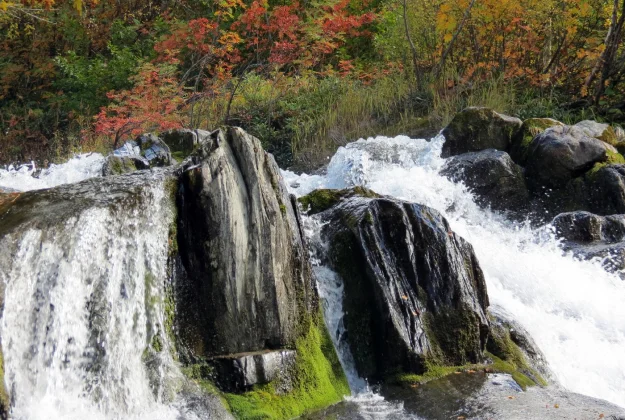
{"left": 284, "top": 134, "right": 625, "bottom": 409}
{"left": 0, "top": 175, "right": 196, "bottom": 420}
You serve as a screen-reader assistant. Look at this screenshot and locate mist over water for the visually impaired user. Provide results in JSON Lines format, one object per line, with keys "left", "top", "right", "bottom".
{"left": 284, "top": 134, "right": 625, "bottom": 409}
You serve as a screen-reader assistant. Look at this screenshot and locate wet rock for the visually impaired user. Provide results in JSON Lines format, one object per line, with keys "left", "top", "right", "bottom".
{"left": 103, "top": 134, "right": 173, "bottom": 176}
{"left": 552, "top": 211, "right": 625, "bottom": 275}
{"left": 552, "top": 211, "right": 625, "bottom": 243}
{"left": 509, "top": 118, "right": 564, "bottom": 166}
{"left": 308, "top": 188, "right": 489, "bottom": 380}
{"left": 524, "top": 125, "right": 614, "bottom": 191}
{"left": 212, "top": 350, "right": 297, "bottom": 392}
{"left": 176, "top": 127, "right": 315, "bottom": 357}
{"left": 584, "top": 164, "right": 625, "bottom": 215}
{"left": 441, "top": 107, "right": 522, "bottom": 157}
{"left": 441, "top": 149, "right": 529, "bottom": 213}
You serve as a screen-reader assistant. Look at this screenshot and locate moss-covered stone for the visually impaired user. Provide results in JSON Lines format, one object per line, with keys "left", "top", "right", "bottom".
{"left": 441, "top": 107, "right": 522, "bottom": 157}
{"left": 223, "top": 313, "right": 349, "bottom": 420}
{"left": 298, "top": 187, "right": 379, "bottom": 215}
{"left": 509, "top": 118, "right": 564, "bottom": 165}
{"left": 101, "top": 155, "right": 140, "bottom": 176}
{"left": 423, "top": 308, "right": 484, "bottom": 367}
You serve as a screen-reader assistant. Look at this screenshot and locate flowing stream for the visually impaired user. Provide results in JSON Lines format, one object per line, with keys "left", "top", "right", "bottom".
{"left": 284, "top": 134, "right": 625, "bottom": 410}
{"left": 1, "top": 133, "right": 624, "bottom": 419}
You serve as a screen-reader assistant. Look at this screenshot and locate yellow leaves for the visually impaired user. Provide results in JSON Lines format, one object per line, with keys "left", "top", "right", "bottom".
{"left": 443, "top": 33, "right": 452, "bottom": 42}
{"left": 0, "top": 1, "right": 10, "bottom": 12}
{"left": 74, "top": 0, "right": 82, "bottom": 15}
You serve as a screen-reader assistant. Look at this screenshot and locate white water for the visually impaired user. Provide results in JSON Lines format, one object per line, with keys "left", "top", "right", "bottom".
{"left": 0, "top": 180, "right": 195, "bottom": 420}
{"left": 0, "top": 153, "right": 104, "bottom": 192}
{"left": 284, "top": 134, "right": 625, "bottom": 409}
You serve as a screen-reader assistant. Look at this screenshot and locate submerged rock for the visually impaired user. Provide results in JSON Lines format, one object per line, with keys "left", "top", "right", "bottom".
{"left": 524, "top": 125, "right": 614, "bottom": 190}
{"left": 176, "top": 127, "right": 316, "bottom": 358}
{"left": 552, "top": 211, "right": 625, "bottom": 276}
{"left": 305, "top": 188, "right": 489, "bottom": 380}
{"left": 441, "top": 149, "right": 529, "bottom": 213}
{"left": 441, "top": 107, "right": 522, "bottom": 157}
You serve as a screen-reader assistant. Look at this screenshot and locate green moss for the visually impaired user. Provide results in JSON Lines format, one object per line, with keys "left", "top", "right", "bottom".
{"left": 151, "top": 334, "right": 164, "bottom": 353}
{"left": 171, "top": 151, "right": 186, "bottom": 162}
{"left": 512, "top": 118, "right": 563, "bottom": 164}
{"left": 389, "top": 359, "right": 482, "bottom": 385}
{"left": 298, "top": 187, "right": 380, "bottom": 215}
{"left": 422, "top": 309, "right": 482, "bottom": 366}
{"left": 486, "top": 317, "right": 547, "bottom": 390}
{"left": 279, "top": 203, "right": 287, "bottom": 215}
{"left": 606, "top": 150, "right": 625, "bottom": 164}
{"left": 224, "top": 315, "right": 349, "bottom": 420}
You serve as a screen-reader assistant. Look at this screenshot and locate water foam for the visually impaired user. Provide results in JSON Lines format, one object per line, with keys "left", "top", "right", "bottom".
{"left": 0, "top": 153, "right": 104, "bottom": 192}
{"left": 284, "top": 134, "right": 625, "bottom": 408}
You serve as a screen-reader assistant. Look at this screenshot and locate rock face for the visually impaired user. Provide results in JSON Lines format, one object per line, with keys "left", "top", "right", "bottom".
{"left": 524, "top": 125, "right": 613, "bottom": 190}
{"left": 306, "top": 189, "right": 489, "bottom": 380}
{"left": 441, "top": 107, "right": 522, "bottom": 157}
{"left": 176, "top": 127, "right": 315, "bottom": 357}
{"left": 441, "top": 149, "right": 529, "bottom": 213}
{"left": 212, "top": 350, "right": 297, "bottom": 392}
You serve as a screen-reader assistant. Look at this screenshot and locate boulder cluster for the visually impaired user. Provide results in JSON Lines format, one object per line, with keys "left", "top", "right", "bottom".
{"left": 441, "top": 106, "right": 625, "bottom": 275}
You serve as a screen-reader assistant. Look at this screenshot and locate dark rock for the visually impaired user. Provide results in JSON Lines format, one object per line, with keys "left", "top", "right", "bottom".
{"left": 552, "top": 211, "right": 625, "bottom": 276}
{"left": 161, "top": 129, "right": 211, "bottom": 161}
{"left": 102, "top": 133, "right": 173, "bottom": 176}
{"left": 310, "top": 188, "right": 489, "bottom": 380}
{"left": 509, "top": 118, "right": 564, "bottom": 166}
{"left": 212, "top": 350, "right": 297, "bottom": 392}
{"left": 552, "top": 211, "right": 625, "bottom": 243}
{"left": 176, "top": 127, "right": 316, "bottom": 357}
{"left": 584, "top": 164, "right": 625, "bottom": 215}
{"left": 441, "top": 149, "right": 529, "bottom": 213}
{"left": 524, "top": 125, "right": 614, "bottom": 190}
{"left": 441, "top": 107, "right": 522, "bottom": 157}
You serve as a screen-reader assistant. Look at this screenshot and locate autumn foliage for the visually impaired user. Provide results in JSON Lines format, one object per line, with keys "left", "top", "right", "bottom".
{"left": 1, "top": 0, "right": 625, "bottom": 164}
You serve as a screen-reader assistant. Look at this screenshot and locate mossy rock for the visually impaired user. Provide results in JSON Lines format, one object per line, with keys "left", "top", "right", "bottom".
{"left": 509, "top": 118, "right": 564, "bottom": 166}
{"left": 223, "top": 313, "right": 349, "bottom": 420}
{"left": 441, "top": 107, "right": 522, "bottom": 157}
{"left": 298, "top": 187, "right": 380, "bottom": 215}
{"left": 0, "top": 344, "right": 9, "bottom": 419}
{"left": 101, "top": 155, "right": 142, "bottom": 176}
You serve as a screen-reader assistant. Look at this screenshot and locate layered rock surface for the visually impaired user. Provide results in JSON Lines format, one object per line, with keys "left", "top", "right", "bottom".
{"left": 175, "top": 127, "right": 316, "bottom": 357}
{"left": 303, "top": 188, "right": 490, "bottom": 380}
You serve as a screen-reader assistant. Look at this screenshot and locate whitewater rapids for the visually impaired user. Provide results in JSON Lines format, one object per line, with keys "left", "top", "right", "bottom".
{"left": 284, "top": 134, "right": 625, "bottom": 409}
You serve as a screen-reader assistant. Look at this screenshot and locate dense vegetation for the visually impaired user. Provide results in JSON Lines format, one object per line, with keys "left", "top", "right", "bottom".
{"left": 1, "top": 0, "right": 625, "bottom": 169}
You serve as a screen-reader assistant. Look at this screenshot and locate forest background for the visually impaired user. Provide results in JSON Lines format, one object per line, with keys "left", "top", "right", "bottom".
{"left": 1, "top": 0, "right": 625, "bottom": 169}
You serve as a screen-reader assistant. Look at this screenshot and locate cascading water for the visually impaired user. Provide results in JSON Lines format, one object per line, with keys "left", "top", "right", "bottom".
{"left": 0, "top": 173, "right": 207, "bottom": 420}
{"left": 284, "top": 134, "right": 625, "bottom": 409}
{"left": 302, "top": 200, "right": 420, "bottom": 420}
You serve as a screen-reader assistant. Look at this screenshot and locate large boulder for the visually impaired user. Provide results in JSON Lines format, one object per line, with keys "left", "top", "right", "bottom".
{"left": 524, "top": 125, "right": 614, "bottom": 191}
{"left": 441, "top": 107, "right": 522, "bottom": 157}
{"left": 303, "top": 188, "right": 489, "bottom": 380}
{"left": 441, "top": 149, "right": 529, "bottom": 213}
{"left": 574, "top": 120, "right": 621, "bottom": 147}
{"left": 509, "top": 118, "right": 564, "bottom": 166}
{"left": 176, "top": 127, "right": 316, "bottom": 357}
{"left": 102, "top": 133, "right": 173, "bottom": 176}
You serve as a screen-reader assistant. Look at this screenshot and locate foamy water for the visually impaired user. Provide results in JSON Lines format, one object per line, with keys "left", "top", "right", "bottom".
{"left": 284, "top": 134, "right": 625, "bottom": 408}
{"left": 0, "top": 153, "right": 104, "bottom": 192}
